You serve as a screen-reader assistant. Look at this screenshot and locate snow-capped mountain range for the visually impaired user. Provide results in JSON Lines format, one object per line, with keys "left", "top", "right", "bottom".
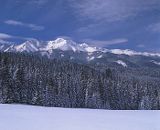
{"left": 1, "top": 38, "right": 160, "bottom": 68}
{"left": 1, "top": 38, "right": 106, "bottom": 53}
{"left": 1, "top": 37, "right": 160, "bottom": 56}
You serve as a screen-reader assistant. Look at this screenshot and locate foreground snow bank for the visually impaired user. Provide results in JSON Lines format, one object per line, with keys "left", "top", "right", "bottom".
{"left": 0, "top": 104, "right": 159, "bottom": 130}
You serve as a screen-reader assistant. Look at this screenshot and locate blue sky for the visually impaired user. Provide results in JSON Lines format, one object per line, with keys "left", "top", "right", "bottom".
{"left": 0, "top": 0, "right": 160, "bottom": 52}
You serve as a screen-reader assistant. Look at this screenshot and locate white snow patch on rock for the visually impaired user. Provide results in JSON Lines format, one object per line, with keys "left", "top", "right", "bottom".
{"left": 61, "top": 54, "right": 64, "bottom": 57}
{"left": 97, "top": 55, "right": 103, "bottom": 59}
{"left": 151, "top": 60, "right": 160, "bottom": 65}
{"left": 110, "top": 49, "right": 160, "bottom": 57}
{"left": 116, "top": 60, "right": 127, "bottom": 67}
{"left": 87, "top": 56, "right": 95, "bottom": 61}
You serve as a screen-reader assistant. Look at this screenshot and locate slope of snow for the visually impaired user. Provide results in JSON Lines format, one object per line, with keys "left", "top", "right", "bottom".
{"left": 0, "top": 44, "right": 5, "bottom": 50}
{"left": 0, "top": 40, "right": 14, "bottom": 51}
{"left": 4, "top": 45, "right": 15, "bottom": 52}
{"left": 87, "top": 56, "right": 95, "bottom": 61}
{"left": 80, "top": 43, "right": 99, "bottom": 53}
{"left": 111, "top": 49, "right": 137, "bottom": 56}
{"left": 43, "top": 38, "right": 106, "bottom": 53}
{"left": 14, "top": 40, "right": 40, "bottom": 52}
{"left": 0, "top": 104, "right": 159, "bottom": 130}
{"left": 97, "top": 55, "right": 103, "bottom": 58}
{"left": 61, "top": 54, "right": 64, "bottom": 57}
{"left": 116, "top": 60, "right": 127, "bottom": 67}
{"left": 110, "top": 49, "right": 160, "bottom": 57}
{"left": 45, "top": 38, "right": 84, "bottom": 52}
{"left": 151, "top": 60, "right": 160, "bottom": 65}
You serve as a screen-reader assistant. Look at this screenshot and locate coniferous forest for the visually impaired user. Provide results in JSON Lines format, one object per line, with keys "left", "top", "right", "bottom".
{"left": 0, "top": 52, "right": 160, "bottom": 110}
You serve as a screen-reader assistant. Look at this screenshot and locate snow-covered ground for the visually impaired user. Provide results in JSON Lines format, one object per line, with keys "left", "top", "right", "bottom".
{"left": 0, "top": 104, "right": 159, "bottom": 130}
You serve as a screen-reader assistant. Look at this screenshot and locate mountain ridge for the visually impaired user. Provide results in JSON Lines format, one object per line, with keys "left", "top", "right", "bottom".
{"left": 1, "top": 38, "right": 160, "bottom": 57}
{"left": 1, "top": 38, "right": 160, "bottom": 68}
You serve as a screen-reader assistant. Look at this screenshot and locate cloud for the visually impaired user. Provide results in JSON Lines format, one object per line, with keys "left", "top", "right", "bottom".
{"left": 69, "top": 0, "right": 160, "bottom": 38}
{"left": 148, "top": 22, "right": 160, "bottom": 33}
{"left": 137, "top": 44, "right": 145, "bottom": 48}
{"left": 77, "top": 23, "right": 106, "bottom": 36}
{"left": 15, "top": 0, "right": 48, "bottom": 6}
{"left": 83, "top": 38, "right": 128, "bottom": 47}
{"left": 69, "top": 0, "right": 160, "bottom": 22}
{"left": 0, "top": 33, "right": 14, "bottom": 39}
{"left": 4, "top": 20, "right": 45, "bottom": 31}
{"left": 0, "top": 33, "right": 35, "bottom": 40}
{"left": 29, "top": 0, "right": 48, "bottom": 5}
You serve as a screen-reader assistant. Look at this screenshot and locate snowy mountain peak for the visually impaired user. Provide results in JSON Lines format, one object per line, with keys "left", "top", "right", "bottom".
{"left": 79, "top": 43, "right": 89, "bottom": 47}
{"left": 79, "top": 43, "right": 108, "bottom": 53}
{"left": 14, "top": 40, "right": 39, "bottom": 52}
{"left": 54, "top": 37, "right": 71, "bottom": 43}
{"left": 44, "top": 38, "right": 106, "bottom": 53}
{"left": 79, "top": 43, "right": 98, "bottom": 53}
{"left": 1, "top": 38, "right": 160, "bottom": 58}
{"left": 45, "top": 38, "right": 81, "bottom": 52}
